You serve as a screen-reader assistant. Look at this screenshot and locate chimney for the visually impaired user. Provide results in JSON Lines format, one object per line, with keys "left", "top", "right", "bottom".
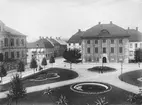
{"left": 110, "top": 21, "right": 112, "bottom": 24}
{"left": 78, "top": 29, "right": 81, "bottom": 32}
{"left": 50, "top": 36, "right": 52, "bottom": 39}
{"left": 39, "top": 36, "right": 42, "bottom": 39}
{"left": 46, "top": 37, "right": 48, "bottom": 39}
{"left": 98, "top": 22, "right": 101, "bottom": 25}
{"left": 128, "top": 27, "right": 130, "bottom": 30}
{"left": 136, "top": 27, "right": 138, "bottom": 31}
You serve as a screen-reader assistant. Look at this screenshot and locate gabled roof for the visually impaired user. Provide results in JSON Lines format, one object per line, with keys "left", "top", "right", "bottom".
{"left": 82, "top": 22, "right": 129, "bottom": 38}
{"left": 27, "top": 38, "right": 54, "bottom": 49}
{"left": 54, "top": 38, "right": 67, "bottom": 45}
{"left": 49, "top": 38, "right": 60, "bottom": 46}
{"left": 128, "top": 29, "right": 142, "bottom": 42}
{"left": 68, "top": 29, "right": 84, "bottom": 44}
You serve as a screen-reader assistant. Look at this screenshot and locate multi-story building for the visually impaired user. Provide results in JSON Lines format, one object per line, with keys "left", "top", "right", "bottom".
{"left": 68, "top": 29, "right": 84, "bottom": 50}
{"left": 27, "top": 37, "right": 54, "bottom": 63}
{"left": 81, "top": 22, "right": 130, "bottom": 63}
{"left": 128, "top": 27, "right": 142, "bottom": 60}
{"left": 0, "top": 21, "right": 27, "bottom": 63}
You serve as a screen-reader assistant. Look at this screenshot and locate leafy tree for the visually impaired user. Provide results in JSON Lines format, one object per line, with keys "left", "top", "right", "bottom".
{"left": 17, "top": 60, "right": 25, "bottom": 76}
{"left": 135, "top": 48, "right": 142, "bottom": 62}
{"left": 49, "top": 56, "right": 55, "bottom": 67}
{"left": 30, "top": 57, "right": 38, "bottom": 73}
{"left": 63, "top": 49, "right": 81, "bottom": 69}
{"left": 0, "top": 64, "right": 7, "bottom": 82}
{"left": 7, "top": 74, "right": 26, "bottom": 105}
{"left": 41, "top": 57, "right": 47, "bottom": 69}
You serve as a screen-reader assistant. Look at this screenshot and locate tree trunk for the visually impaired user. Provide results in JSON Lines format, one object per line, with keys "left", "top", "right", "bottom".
{"left": 15, "top": 99, "right": 18, "bottom": 105}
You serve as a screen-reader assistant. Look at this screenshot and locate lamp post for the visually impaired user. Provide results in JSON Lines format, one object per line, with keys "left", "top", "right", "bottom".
{"left": 36, "top": 44, "right": 39, "bottom": 71}
{"left": 120, "top": 60, "right": 123, "bottom": 81}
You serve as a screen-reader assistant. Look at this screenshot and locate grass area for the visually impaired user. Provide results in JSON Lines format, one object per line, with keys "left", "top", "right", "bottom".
{"left": 88, "top": 66, "right": 116, "bottom": 73}
{"left": 119, "top": 69, "right": 142, "bottom": 87}
{"left": 0, "top": 68, "right": 78, "bottom": 92}
{"left": 0, "top": 82, "right": 134, "bottom": 105}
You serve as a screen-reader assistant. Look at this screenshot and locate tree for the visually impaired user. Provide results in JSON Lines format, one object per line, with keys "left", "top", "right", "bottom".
{"left": 41, "top": 57, "right": 47, "bottom": 69}
{"left": 7, "top": 74, "right": 26, "bottom": 105}
{"left": 30, "top": 57, "right": 38, "bottom": 73}
{"left": 0, "top": 64, "right": 7, "bottom": 82}
{"left": 56, "top": 95, "right": 68, "bottom": 105}
{"left": 49, "top": 56, "right": 55, "bottom": 67}
{"left": 63, "top": 49, "right": 81, "bottom": 69}
{"left": 134, "top": 48, "right": 142, "bottom": 63}
{"left": 17, "top": 60, "right": 25, "bottom": 76}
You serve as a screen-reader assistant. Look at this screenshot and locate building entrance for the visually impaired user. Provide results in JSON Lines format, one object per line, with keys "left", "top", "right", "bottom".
{"left": 102, "top": 57, "right": 107, "bottom": 63}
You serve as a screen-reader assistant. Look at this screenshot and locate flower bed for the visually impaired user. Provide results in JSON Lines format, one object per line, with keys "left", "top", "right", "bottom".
{"left": 30, "top": 73, "right": 60, "bottom": 81}
{"left": 88, "top": 66, "right": 116, "bottom": 73}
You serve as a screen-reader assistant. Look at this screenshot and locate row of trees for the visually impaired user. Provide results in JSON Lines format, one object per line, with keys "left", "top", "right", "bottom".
{"left": 30, "top": 56, "right": 55, "bottom": 73}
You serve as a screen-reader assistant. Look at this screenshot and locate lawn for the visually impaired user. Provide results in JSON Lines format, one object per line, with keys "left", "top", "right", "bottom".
{"left": 0, "top": 82, "right": 134, "bottom": 105}
{"left": 119, "top": 69, "right": 142, "bottom": 87}
{"left": 0, "top": 68, "right": 78, "bottom": 92}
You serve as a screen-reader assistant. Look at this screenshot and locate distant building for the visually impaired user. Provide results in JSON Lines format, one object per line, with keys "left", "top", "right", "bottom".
{"left": 49, "top": 37, "right": 67, "bottom": 57}
{"left": 81, "top": 22, "right": 130, "bottom": 63}
{"left": 27, "top": 37, "right": 54, "bottom": 63}
{"left": 0, "top": 20, "right": 27, "bottom": 70}
{"left": 128, "top": 27, "right": 142, "bottom": 60}
{"left": 67, "top": 29, "right": 84, "bottom": 50}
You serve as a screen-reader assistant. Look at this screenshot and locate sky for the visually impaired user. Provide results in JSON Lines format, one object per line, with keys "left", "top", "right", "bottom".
{"left": 0, "top": 0, "right": 142, "bottom": 42}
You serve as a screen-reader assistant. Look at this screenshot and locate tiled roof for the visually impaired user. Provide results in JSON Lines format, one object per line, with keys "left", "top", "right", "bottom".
{"left": 4, "top": 26, "right": 26, "bottom": 36}
{"left": 128, "top": 29, "right": 142, "bottom": 42}
{"left": 49, "top": 38, "right": 60, "bottom": 46}
{"left": 82, "top": 23, "right": 129, "bottom": 38}
{"left": 27, "top": 38, "right": 54, "bottom": 49}
{"left": 0, "top": 21, "right": 26, "bottom": 36}
{"left": 68, "top": 30, "right": 84, "bottom": 44}
{"left": 54, "top": 38, "right": 67, "bottom": 45}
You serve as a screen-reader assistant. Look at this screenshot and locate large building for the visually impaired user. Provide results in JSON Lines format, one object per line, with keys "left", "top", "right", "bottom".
{"left": 27, "top": 37, "right": 54, "bottom": 63}
{"left": 0, "top": 21, "right": 27, "bottom": 70}
{"left": 81, "top": 22, "right": 130, "bottom": 63}
{"left": 128, "top": 27, "right": 142, "bottom": 60}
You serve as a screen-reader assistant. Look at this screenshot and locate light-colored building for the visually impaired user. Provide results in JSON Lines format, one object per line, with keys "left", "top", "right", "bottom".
{"left": 81, "top": 22, "right": 130, "bottom": 63}
{"left": 27, "top": 37, "right": 54, "bottom": 63}
{"left": 0, "top": 20, "right": 27, "bottom": 70}
{"left": 128, "top": 27, "right": 142, "bottom": 60}
{"left": 68, "top": 29, "right": 84, "bottom": 50}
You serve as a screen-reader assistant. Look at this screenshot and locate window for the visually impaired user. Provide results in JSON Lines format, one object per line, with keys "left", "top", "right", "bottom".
{"left": 4, "top": 38, "right": 8, "bottom": 46}
{"left": 95, "top": 47, "right": 98, "bottom": 53}
{"left": 87, "top": 48, "right": 90, "bottom": 54}
{"left": 119, "top": 39, "right": 123, "bottom": 44}
{"left": 87, "top": 40, "right": 90, "bottom": 44}
{"left": 140, "top": 43, "right": 142, "bottom": 48}
{"left": 5, "top": 52, "right": 8, "bottom": 60}
{"left": 119, "top": 47, "right": 123, "bottom": 53}
{"left": 11, "top": 52, "right": 14, "bottom": 59}
{"left": 135, "top": 43, "right": 137, "bottom": 48}
{"left": 130, "top": 43, "right": 133, "bottom": 48}
{"left": 103, "top": 39, "right": 106, "bottom": 43}
{"left": 103, "top": 47, "right": 106, "bottom": 53}
{"left": 10, "top": 38, "right": 14, "bottom": 46}
{"left": 111, "top": 39, "right": 114, "bottom": 44}
{"left": 16, "top": 39, "right": 20, "bottom": 46}
{"left": 111, "top": 47, "right": 114, "bottom": 53}
{"left": 95, "top": 40, "right": 98, "bottom": 44}
{"left": 22, "top": 51, "right": 24, "bottom": 57}
{"left": 17, "top": 51, "right": 20, "bottom": 58}
{"left": 21, "top": 39, "right": 24, "bottom": 46}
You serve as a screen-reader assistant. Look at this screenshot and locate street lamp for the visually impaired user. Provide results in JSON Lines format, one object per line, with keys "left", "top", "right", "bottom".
{"left": 120, "top": 60, "right": 123, "bottom": 81}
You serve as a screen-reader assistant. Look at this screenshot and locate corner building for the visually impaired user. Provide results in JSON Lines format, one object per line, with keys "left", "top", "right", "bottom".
{"left": 81, "top": 22, "right": 130, "bottom": 63}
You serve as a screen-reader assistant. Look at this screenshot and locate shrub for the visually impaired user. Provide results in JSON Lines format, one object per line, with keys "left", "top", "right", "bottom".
{"left": 0, "top": 64, "right": 7, "bottom": 82}
{"left": 41, "top": 57, "right": 47, "bottom": 69}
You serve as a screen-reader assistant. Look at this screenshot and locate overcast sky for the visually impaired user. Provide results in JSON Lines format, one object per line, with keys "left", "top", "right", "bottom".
{"left": 0, "top": 0, "right": 142, "bottom": 42}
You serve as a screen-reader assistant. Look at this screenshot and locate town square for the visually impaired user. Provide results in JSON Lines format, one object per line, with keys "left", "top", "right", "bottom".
{"left": 0, "top": 0, "right": 142, "bottom": 105}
